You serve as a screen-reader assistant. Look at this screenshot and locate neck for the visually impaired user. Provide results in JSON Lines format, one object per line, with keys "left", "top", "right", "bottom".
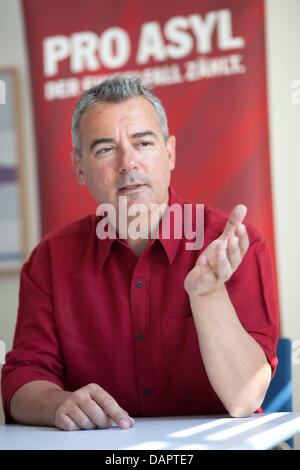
{"left": 119, "top": 203, "right": 169, "bottom": 257}
{"left": 125, "top": 237, "right": 152, "bottom": 257}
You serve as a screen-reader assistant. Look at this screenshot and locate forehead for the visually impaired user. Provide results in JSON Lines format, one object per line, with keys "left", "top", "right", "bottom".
{"left": 79, "top": 96, "right": 162, "bottom": 137}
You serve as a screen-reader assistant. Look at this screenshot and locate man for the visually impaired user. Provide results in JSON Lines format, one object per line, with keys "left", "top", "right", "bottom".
{"left": 1, "top": 76, "right": 278, "bottom": 431}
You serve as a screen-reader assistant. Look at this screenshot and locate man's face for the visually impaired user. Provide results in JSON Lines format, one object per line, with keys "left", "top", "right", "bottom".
{"left": 72, "top": 96, "right": 176, "bottom": 217}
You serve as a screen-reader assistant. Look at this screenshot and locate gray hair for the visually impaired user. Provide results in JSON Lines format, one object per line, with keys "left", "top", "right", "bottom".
{"left": 71, "top": 75, "right": 169, "bottom": 157}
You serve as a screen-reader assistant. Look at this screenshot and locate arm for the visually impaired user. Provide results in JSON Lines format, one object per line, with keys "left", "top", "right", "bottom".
{"left": 189, "top": 286, "right": 271, "bottom": 417}
{"left": 184, "top": 206, "right": 273, "bottom": 417}
{"left": 10, "top": 380, "right": 68, "bottom": 426}
{"left": 10, "top": 380, "right": 135, "bottom": 430}
{"left": 3, "top": 241, "right": 134, "bottom": 431}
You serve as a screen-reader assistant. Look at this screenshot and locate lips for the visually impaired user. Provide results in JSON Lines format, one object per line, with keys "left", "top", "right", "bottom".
{"left": 118, "top": 183, "right": 145, "bottom": 192}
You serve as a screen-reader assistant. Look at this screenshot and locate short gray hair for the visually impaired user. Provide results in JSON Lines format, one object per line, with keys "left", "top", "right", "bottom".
{"left": 71, "top": 75, "right": 169, "bottom": 157}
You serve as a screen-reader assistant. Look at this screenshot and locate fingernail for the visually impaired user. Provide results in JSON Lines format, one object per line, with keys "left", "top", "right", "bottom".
{"left": 120, "top": 419, "right": 130, "bottom": 429}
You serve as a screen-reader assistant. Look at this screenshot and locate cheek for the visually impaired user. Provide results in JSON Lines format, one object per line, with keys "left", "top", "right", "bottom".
{"left": 83, "top": 163, "right": 113, "bottom": 196}
{"left": 85, "top": 161, "right": 111, "bottom": 182}
{"left": 152, "top": 155, "right": 172, "bottom": 181}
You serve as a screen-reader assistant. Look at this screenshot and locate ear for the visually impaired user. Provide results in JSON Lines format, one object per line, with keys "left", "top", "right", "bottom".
{"left": 166, "top": 135, "right": 176, "bottom": 171}
{"left": 71, "top": 151, "right": 86, "bottom": 185}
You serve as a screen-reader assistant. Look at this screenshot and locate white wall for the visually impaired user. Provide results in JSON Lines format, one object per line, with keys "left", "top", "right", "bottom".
{"left": 265, "top": 0, "right": 300, "bottom": 449}
{"left": 0, "top": 0, "right": 299, "bottom": 448}
{"left": 0, "top": 0, "right": 40, "bottom": 424}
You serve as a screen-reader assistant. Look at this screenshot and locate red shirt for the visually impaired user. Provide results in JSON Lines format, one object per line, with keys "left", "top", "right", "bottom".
{"left": 1, "top": 187, "right": 278, "bottom": 422}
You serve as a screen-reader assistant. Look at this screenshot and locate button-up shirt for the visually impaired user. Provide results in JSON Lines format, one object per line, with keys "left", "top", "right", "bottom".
{"left": 1, "top": 187, "right": 278, "bottom": 422}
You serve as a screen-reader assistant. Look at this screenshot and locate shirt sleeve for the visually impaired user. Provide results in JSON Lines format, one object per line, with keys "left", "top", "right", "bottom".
{"left": 1, "top": 240, "right": 66, "bottom": 423}
{"left": 226, "top": 233, "right": 279, "bottom": 378}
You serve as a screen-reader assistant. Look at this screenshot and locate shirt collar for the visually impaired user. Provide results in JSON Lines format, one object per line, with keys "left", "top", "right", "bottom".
{"left": 96, "top": 186, "right": 183, "bottom": 268}
{"left": 96, "top": 235, "right": 115, "bottom": 269}
{"left": 155, "top": 186, "right": 182, "bottom": 265}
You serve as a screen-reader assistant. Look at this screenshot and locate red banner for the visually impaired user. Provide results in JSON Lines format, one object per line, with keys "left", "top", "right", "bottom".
{"left": 22, "top": 0, "right": 276, "bottom": 276}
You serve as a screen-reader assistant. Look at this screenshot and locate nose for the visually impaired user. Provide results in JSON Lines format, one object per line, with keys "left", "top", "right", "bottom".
{"left": 117, "top": 145, "right": 139, "bottom": 173}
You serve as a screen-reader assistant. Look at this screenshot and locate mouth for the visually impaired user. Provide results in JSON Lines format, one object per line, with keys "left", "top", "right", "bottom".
{"left": 118, "top": 183, "right": 146, "bottom": 194}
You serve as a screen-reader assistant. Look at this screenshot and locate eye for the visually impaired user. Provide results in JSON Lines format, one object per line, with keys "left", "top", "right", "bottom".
{"left": 138, "top": 140, "right": 153, "bottom": 147}
{"left": 95, "top": 145, "right": 113, "bottom": 155}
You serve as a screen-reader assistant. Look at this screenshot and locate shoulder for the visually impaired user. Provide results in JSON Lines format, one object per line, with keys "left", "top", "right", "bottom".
{"left": 25, "top": 215, "right": 98, "bottom": 267}
{"left": 42, "top": 215, "right": 97, "bottom": 242}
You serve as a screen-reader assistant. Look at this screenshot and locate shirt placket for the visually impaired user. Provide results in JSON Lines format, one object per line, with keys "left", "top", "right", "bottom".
{"left": 130, "top": 254, "right": 160, "bottom": 416}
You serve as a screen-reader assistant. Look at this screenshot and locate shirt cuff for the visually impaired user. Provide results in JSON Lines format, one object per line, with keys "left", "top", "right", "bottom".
{"left": 2, "top": 370, "right": 65, "bottom": 424}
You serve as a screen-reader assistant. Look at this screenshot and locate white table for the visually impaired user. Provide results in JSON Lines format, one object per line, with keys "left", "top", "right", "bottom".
{"left": 0, "top": 413, "right": 300, "bottom": 450}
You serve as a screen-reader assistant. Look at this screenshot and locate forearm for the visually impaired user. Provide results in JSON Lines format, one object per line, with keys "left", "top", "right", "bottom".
{"left": 10, "top": 380, "right": 70, "bottom": 426}
{"left": 190, "top": 286, "right": 271, "bottom": 417}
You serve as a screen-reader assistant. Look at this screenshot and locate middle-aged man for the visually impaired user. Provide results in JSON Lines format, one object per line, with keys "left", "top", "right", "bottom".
{"left": 1, "top": 75, "right": 278, "bottom": 431}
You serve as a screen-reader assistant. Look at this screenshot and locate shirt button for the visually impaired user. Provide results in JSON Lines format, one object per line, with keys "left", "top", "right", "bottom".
{"left": 138, "top": 333, "right": 144, "bottom": 341}
{"left": 143, "top": 387, "right": 151, "bottom": 395}
{"left": 136, "top": 280, "right": 143, "bottom": 288}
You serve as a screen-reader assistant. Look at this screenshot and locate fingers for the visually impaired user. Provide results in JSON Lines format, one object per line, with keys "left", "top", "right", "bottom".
{"left": 227, "top": 204, "right": 247, "bottom": 227}
{"left": 216, "top": 242, "right": 232, "bottom": 281}
{"left": 197, "top": 224, "right": 248, "bottom": 281}
{"left": 54, "top": 394, "right": 110, "bottom": 431}
{"left": 185, "top": 221, "right": 249, "bottom": 297}
{"left": 220, "top": 204, "right": 247, "bottom": 240}
{"left": 227, "top": 235, "right": 241, "bottom": 271}
{"left": 197, "top": 256, "right": 217, "bottom": 289}
{"left": 60, "top": 414, "right": 81, "bottom": 431}
{"left": 199, "top": 239, "right": 236, "bottom": 286}
{"left": 220, "top": 223, "right": 249, "bottom": 274}
{"left": 184, "top": 255, "right": 217, "bottom": 296}
{"left": 54, "top": 384, "right": 135, "bottom": 431}
{"left": 65, "top": 401, "right": 99, "bottom": 430}
{"left": 74, "top": 391, "right": 113, "bottom": 429}
{"left": 236, "top": 223, "right": 249, "bottom": 256}
{"left": 91, "top": 387, "right": 134, "bottom": 430}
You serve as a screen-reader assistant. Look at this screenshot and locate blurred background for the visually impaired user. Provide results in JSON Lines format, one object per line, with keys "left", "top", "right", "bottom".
{"left": 0, "top": 0, "right": 300, "bottom": 448}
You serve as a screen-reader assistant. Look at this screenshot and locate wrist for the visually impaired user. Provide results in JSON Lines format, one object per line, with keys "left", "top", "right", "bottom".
{"left": 188, "top": 283, "right": 227, "bottom": 304}
{"left": 189, "top": 284, "right": 235, "bottom": 335}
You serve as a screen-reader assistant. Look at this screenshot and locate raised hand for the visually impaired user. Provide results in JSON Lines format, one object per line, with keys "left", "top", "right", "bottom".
{"left": 184, "top": 205, "right": 249, "bottom": 297}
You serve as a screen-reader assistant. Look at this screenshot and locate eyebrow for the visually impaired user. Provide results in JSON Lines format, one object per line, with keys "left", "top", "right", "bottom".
{"left": 89, "top": 130, "right": 158, "bottom": 153}
{"left": 131, "top": 130, "right": 158, "bottom": 140}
